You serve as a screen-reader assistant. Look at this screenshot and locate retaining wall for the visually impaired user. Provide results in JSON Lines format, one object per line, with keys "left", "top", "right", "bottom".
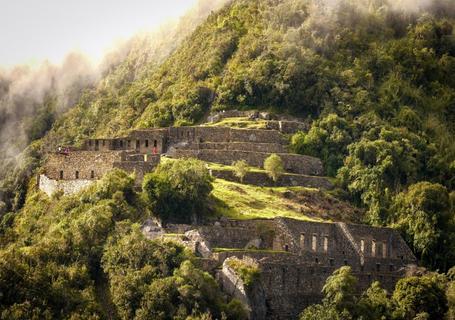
{"left": 211, "top": 169, "right": 333, "bottom": 189}
{"left": 173, "top": 149, "right": 324, "bottom": 175}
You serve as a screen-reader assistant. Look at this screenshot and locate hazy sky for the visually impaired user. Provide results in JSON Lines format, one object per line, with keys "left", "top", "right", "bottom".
{"left": 0, "top": 0, "right": 197, "bottom": 67}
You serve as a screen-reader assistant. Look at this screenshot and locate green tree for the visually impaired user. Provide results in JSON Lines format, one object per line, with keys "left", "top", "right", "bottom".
{"left": 264, "top": 154, "right": 284, "bottom": 183}
{"left": 291, "top": 114, "right": 353, "bottom": 176}
{"left": 142, "top": 159, "right": 213, "bottom": 223}
{"left": 392, "top": 182, "right": 454, "bottom": 269}
{"left": 392, "top": 274, "right": 448, "bottom": 320}
{"left": 357, "top": 281, "right": 393, "bottom": 320}
{"left": 322, "top": 266, "right": 358, "bottom": 313}
{"left": 232, "top": 160, "right": 249, "bottom": 183}
{"left": 337, "top": 126, "right": 430, "bottom": 225}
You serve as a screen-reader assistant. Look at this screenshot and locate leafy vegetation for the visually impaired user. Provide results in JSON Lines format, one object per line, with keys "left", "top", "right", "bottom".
{"left": 225, "top": 257, "right": 261, "bottom": 288}
{"left": 300, "top": 266, "right": 452, "bottom": 320}
{"left": 232, "top": 159, "right": 250, "bottom": 183}
{"left": 142, "top": 158, "right": 214, "bottom": 224}
{"left": 264, "top": 153, "right": 284, "bottom": 182}
{"left": 0, "top": 169, "right": 245, "bottom": 319}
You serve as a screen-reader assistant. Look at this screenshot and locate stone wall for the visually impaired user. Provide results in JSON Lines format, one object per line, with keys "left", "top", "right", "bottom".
{"left": 175, "top": 142, "right": 287, "bottom": 154}
{"left": 85, "top": 129, "right": 167, "bottom": 154}
{"left": 113, "top": 158, "right": 159, "bottom": 184}
{"left": 44, "top": 151, "right": 123, "bottom": 180}
{"left": 183, "top": 218, "right": 417, "bottom": 320}
{"left": 38, "top": 174, "right": 94, "bottom": 196}
{"left": 211, "top": 169, "right": 333, "bottom": 189}
{"left": 173, "top": 149, "right": 323, "bottom": 175}
{"left": 265, "top": 121, "right": 309, "bottom": 134}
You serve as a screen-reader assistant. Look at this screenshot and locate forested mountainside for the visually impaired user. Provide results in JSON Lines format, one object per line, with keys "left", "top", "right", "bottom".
{"left": 0, "top": 0, "right": 455, "bottom": 318}
{"left": 0, "top": 0, "right": 229, "bottom": 213}
{"left": 13, "top": 0, "right": 455, "bottom": 267}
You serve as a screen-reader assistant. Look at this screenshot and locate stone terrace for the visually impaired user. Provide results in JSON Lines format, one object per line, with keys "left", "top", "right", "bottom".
{"left": 40, "top": 125, "right": 329, "bottom": 195}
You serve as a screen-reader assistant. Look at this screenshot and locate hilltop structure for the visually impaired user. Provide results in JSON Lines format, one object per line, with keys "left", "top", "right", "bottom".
{"left": 39, "top": 125, "right": 329, "bottom": 195}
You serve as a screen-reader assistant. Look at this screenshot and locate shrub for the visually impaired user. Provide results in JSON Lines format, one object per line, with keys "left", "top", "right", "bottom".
{"left": 226, "top": 258, "right": 261, "bottom": 289}
{"left": 142, "top": 159, "right": 213, "bottom": 223}
{"left": 232, "top": 160, "right": 249, "bottom": 183}
{"left": 264, "top": 154, "right": 284, "bottom": 183}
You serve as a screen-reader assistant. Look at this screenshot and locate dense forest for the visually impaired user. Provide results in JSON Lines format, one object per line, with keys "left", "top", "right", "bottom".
{"left": 0, "top": 0, "right": 455, "bottom": 318}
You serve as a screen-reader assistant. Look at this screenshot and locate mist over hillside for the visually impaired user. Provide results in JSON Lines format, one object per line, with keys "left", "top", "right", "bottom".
{"left": 0, "top": 0, "right": 231, "bottom": 165}
{"left": 0, "top": 0, "right": 454, "bottom": 319}
{"left": 0, "top": 0, "right": 231, "bottom": 213}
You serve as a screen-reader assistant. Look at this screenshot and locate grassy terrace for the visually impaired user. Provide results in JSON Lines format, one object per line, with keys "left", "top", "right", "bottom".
{"left": 212, "top": 178, "right": 324, "bottom": 221}
{"left": 211, "top": 176, "right": 360, "bottom": 222}
{"left": 207, "top": 162, "right": 267, "bottom": 173}
{"left": 201, "top": 117, "right": 269, "bottom": 129}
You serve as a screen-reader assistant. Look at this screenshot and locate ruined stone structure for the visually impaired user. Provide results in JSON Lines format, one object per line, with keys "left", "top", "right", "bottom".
{"left": 207, "top": 110, "right": 310, "bottom": 134}
{"left": 40, "top": 126, "right": 326, "bottom": 195}
{"left": 177, "top": 218, "right": 417, "bottom": 320}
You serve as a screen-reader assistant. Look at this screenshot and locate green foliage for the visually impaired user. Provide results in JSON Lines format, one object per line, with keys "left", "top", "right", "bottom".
{"left": 102, "top": 223, "right": 246, "bottom": 320}
{"left": 301, "top": 267, "right": 452, "bottom": 320}
{"left": 24, "top": 96, "right": 57, "bottom": 143}
{"left": 264, "top": 153, "right": 284, "bottom": 183}
{"left": 232, "top": 159, "right": 249, "bottom": 183}
{"left": 291, "top": 114, "right": 353, "bottom": 176}
{"left": 226, "top": 258, "right": 261, "bottom": 288}
{"left": 322, "top": 266, "right": 357, "bottom": 313}
{"left": 392, "top": 274, "right": 448, "bottom": 320}
{"left": 142, "top": 159, "right": 214, "bottom": 223}
{"left": 337, "top": 126, "right": 433, "bottom": 225}
{"left": 0, "top": 169, "right": 245, "bottom": 319}
{"left": 392, "top": 182, "right": 455, "bottom": 269}
{"left": 299, "top": 304, "right": 342, "bottom": 320}
{"left": 448, "top": 279, "right": 455, "bottom": 320}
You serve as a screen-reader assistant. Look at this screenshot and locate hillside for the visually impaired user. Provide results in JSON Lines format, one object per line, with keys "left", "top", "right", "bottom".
{"left": 30, "top": 0, "right": 455, "bottom": 267}
{"left": 0, "top": 0, "right": 455, "bottom": 318}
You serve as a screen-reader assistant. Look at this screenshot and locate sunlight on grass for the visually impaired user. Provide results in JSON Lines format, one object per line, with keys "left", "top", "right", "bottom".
{"left": 211, "top": 179, "right": 323, "bottom": 221}
{"left": 202, "top": 117, "right": 269, "bottom": 129}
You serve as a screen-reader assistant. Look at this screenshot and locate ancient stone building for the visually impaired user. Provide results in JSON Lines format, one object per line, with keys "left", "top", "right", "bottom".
{"left": 179, "top": 218, "right": 417, "bottom": 320}
{"left": 39, "top": 126, "right": 326, "bottom": 195}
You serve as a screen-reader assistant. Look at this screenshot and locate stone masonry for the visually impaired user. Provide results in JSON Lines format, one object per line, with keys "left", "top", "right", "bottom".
{"left": 40, "top": 126, "right": 327, "bottom": 195}
{"left": 178, "top": 218, "right": 417, "bottom": 320}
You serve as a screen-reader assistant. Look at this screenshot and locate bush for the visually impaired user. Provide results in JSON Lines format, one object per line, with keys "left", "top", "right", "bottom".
{"left": 226, "top": 258, "right": 261, "bottom": 289}
{"left": 142, "top": 159, "right": 214, "bottom": 223}
{"left": 264, "top": 154, "right": 284, "bottom": 183}
{"left": 232, "top": 160, "right": 249, "bottom": 183}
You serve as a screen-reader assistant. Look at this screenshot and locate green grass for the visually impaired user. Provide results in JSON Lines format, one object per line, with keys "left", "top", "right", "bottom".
{"left": 207, "top": 161, "right": 265, "bottom": 173}
{"left": 211, "top": 178, "right": 323, "bottom": 221}
{"left": 202, "top": 117, "right": 269, "bottom": 129}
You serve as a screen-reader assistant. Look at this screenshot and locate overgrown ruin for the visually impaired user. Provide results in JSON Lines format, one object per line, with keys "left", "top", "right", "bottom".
{"left": 39, "top": 124, "right": 328, "bottom": 195}
{"left": 148, "top": 218, "right": 417, "bottom": 320}
{"left": 39, "top": 120, "right": 417, "bottom": 319}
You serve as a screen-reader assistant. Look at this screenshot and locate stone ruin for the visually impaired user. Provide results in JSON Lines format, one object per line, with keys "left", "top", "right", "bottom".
{"left": 39, "top": 125, "right": 329, "bottom": 195}
{"left": 159, "top": 218, "right": 417, "bottom": 320}
{"left": 38, "top": 123, "right": 418, "bottom": 320}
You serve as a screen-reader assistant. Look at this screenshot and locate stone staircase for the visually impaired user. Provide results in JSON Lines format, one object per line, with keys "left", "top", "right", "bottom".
{"left": 336, "top": 222, "right": 365, "bottom": 266}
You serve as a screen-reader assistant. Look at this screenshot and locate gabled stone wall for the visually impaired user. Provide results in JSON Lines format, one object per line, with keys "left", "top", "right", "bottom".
{"left": 183, "top": 218, "right": 417, "bottom": 320}
{"left": 44, "top": 151, "right": 123, "bottom": 181}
